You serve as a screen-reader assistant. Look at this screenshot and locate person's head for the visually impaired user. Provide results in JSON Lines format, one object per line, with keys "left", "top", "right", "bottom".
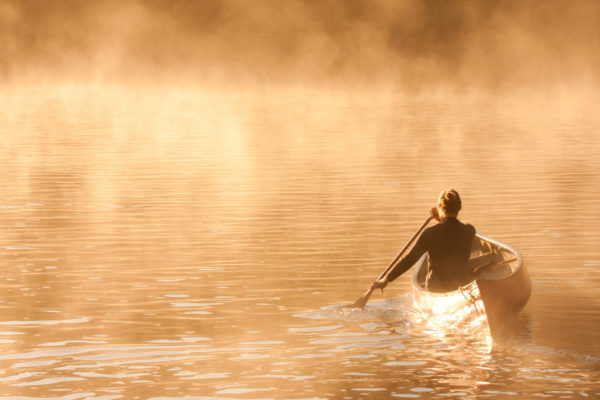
{"left": 437, "top": 189, "right": 462, "bottom": 219}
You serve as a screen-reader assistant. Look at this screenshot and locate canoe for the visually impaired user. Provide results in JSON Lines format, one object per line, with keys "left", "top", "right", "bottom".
{"left": 411, "top": 233, "right": 531, "bottom": 339}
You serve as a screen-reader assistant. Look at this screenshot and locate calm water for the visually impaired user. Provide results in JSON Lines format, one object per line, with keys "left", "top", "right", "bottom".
{"left": 0, "top": 86, "right": 599, "bottom": 399}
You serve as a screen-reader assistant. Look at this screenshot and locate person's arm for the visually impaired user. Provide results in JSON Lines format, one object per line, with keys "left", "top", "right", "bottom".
{"left": 371, "top": 229, "right": 430, "bottom": 290}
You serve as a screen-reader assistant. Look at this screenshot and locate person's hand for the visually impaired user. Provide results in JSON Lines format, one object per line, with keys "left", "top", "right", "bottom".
{"left": 429, "top": 207, "right": 441, "bottom": 222}
{"left": 370, "top": 278, "right": 388, "bottom": 293}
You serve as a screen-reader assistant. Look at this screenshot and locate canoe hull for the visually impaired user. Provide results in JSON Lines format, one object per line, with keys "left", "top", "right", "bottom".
{"left": 477, "top": 260, "right": 531, "bottom": 338}
{"left": 411, "top": 233, "right": 531, "bottom": 340}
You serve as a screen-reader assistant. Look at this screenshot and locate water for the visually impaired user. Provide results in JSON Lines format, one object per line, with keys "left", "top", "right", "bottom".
{"left": 0, "top": 86, "right": 599, "bottom": 399}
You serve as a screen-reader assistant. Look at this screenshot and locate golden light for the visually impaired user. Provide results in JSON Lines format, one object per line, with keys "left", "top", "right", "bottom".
{"left": 412, "top": 284, "right": 492, "bottom": 346}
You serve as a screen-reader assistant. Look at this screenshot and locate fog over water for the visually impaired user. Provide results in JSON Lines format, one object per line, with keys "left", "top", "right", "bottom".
{"left": 1, "top": 1, "right": 599, "bottom": 399}
{"left": 2, "top": 0, "right": 600, "bottom": 89}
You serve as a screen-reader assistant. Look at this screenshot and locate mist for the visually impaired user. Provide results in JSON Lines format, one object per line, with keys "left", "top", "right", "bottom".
{"left": 2, "top": 0, "right": 600, "bottom": 90}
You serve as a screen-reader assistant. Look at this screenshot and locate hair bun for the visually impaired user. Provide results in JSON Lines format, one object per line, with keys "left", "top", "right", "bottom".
{"left": 438, "top": 189, "right": 462, "bottom": 214}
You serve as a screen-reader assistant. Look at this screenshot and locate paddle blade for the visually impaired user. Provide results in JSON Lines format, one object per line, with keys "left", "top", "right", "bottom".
{"left": 349, "top": 288, "right": 373, "bottom": 309}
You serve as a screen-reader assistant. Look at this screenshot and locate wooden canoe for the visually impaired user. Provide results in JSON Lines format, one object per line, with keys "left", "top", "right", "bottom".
{"left": 411, "top": 233, "right": 531, "bottom": 339}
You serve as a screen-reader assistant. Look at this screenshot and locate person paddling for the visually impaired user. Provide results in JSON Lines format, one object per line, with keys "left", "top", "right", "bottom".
{"left": 371, "top": 189, "right": 476, "bottom": 293}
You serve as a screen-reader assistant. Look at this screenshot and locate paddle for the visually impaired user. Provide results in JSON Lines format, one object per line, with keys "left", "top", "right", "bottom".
{"left": 349, "top": 216, "right": 434, "bottom": 309}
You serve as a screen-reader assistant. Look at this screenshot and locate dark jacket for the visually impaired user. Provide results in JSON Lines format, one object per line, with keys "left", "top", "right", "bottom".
{"left": 386, "top": 217, "right": 476, "bottom": 291}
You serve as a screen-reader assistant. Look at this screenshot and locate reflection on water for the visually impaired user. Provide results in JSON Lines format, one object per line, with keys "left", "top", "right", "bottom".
{"left": 0, "top": 87, "right": 599, "bottom": 398}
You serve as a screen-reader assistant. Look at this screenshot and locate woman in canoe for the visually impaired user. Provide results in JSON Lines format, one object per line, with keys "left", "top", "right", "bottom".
{"left": 371, "top": 189, "right": 476, "bottom": 292}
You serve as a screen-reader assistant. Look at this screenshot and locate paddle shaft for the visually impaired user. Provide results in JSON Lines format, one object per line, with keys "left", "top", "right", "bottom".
{"left": 350, "top": 215, "right": 433, "bottom": 308}
{"left": 375, "top": 216, "right": 434, "bottom": 282}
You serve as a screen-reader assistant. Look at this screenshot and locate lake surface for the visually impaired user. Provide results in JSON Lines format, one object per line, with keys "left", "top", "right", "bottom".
{"left": 0, "top": 86, "right": 599, "bottom": 399}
